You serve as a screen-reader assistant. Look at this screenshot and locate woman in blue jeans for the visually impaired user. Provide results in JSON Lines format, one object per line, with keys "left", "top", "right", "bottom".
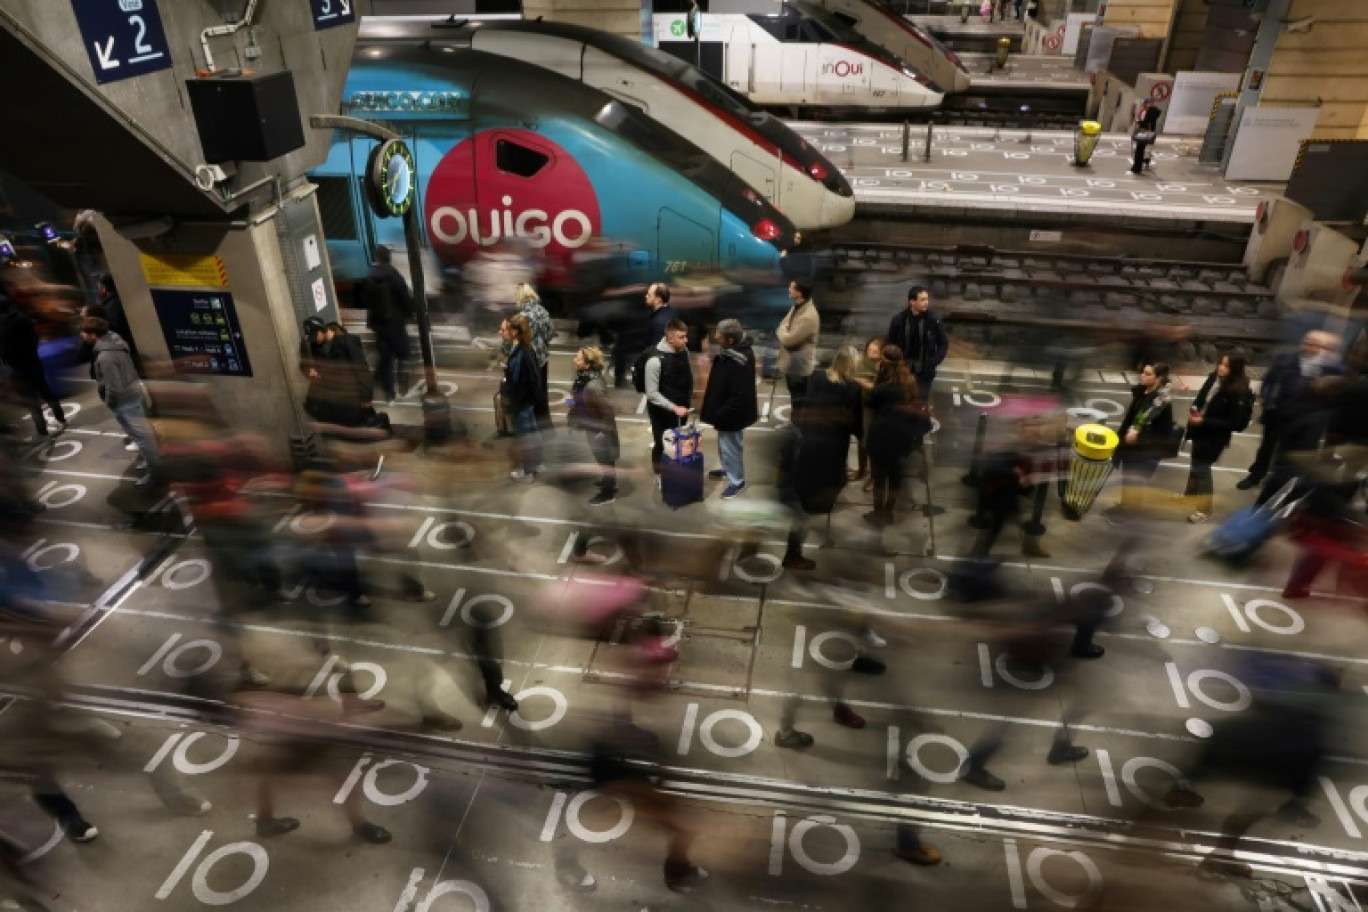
{"left": 500, "top": 314, "right": 543, "bottom": 482}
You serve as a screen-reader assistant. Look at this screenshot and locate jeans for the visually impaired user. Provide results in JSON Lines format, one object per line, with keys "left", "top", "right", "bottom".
{"left": 717, "top": 429, "right": 745, "bottom": 485}
{"left": 513, "top": 405, "right": 542, "bottom": 473}
{"left": 111, "top": 398, "right": 158, "bottom": 474}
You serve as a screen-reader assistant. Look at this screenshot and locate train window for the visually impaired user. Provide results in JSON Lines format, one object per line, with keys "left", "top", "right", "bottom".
{"left": 803, "top": 21, "right": 836, "bottom": 42}
{"left": 314, "top": 176, "right": 358, "bottom": 241}
{"left": 495, "top": 139, "right": 550, "bottom": 178}
{"left": 747, "top": 15, "right": 787, "bottom": 42}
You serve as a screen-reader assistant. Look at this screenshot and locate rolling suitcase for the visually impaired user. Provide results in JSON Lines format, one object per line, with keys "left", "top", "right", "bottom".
{"left": 1203, "top": 478, "right": 1301, "bottom": 564}
{"left": 661, "top": 422, "right": 704, "bottom": 509}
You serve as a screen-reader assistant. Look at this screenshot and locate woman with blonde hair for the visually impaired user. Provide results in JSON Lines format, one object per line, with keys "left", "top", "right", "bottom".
{"left": 500, "top": 314, "right": 543, "bottom": 481}
{"left": 567, "top": 344, "right": 620, "bottom": 506}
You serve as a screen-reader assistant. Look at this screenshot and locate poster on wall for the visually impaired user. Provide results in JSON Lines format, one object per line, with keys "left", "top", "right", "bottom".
{"left": 151, "top": 289, "right": 253, "bottom": 377}
{"left": 1165, "top": 72, "right": 1243, "bottom": 135}
{"left": 1225, "top": 107, "right": 1321, "bottom": 182}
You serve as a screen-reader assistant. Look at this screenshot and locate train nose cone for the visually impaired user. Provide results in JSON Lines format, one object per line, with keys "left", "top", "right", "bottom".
{"left": 820, "top": 190, "right": 857, "bottom": 229}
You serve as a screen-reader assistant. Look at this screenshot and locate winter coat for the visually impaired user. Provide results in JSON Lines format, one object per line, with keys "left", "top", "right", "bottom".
{"left": 568, "top": 370, "right": 620, "bottom": 461}
{"left": 700, "top": 340, "right": 759, "bottom": 432}
{"left": 500, "top": 343, "right": 542, "bottom": 416}
{"left": 1259, "top": 350, "right": 1343, "bottom": 421}
{"left": 1116, "top": 381, "right": 1175, "bottom": 464}
{"left": 866, "top": 381, "right": 930, "bottom": 465}
{"left": 775, "top": 299, "right": 819, "bottom": 379}
{"left": 790, "top": 371, "right": 864, "bottom": 514}
{"left": 91, "top": 332, "right": 142, "bottom": 406}
{"left": 1187, "top": 372, "right": 1253, "bottom": 465}
{"left": 886, "top": 308, "right": 948, "bottom": 382}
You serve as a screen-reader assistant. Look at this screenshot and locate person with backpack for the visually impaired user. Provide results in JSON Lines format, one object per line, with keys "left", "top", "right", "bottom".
{"left": 362, "top": 245, "right": 415, "bottom": 405}
{"left": 639, "top": 319, "right": 693, "bottom": 485}
{"left": 1182, "top": 353, "right": 1254, "bottom": 524}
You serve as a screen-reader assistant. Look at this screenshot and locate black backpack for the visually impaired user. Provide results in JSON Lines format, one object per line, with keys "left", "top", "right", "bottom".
{"left": 631, "top": 348, "right": 659, "bottom": 394}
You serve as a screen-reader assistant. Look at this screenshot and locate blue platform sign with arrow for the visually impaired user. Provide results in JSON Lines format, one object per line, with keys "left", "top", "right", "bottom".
{"left": 71, "top": 0, "right": 172, "bottom": 85}
{"left": 308, "top": 0, "right": 355, "bottom": 31}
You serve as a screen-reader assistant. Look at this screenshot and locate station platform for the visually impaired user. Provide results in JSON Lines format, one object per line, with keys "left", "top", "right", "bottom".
{"left": 911, "top": 12, "right": 1026, "bottom": 50}
{"left": 788, "top": 122, "right": 1281, "bottom": 230}
{"left": 3, "top": 330, "right": 1366, "bottom": 912}
{"left": 958, "top": 52, "right": 1091, "bottom": 91}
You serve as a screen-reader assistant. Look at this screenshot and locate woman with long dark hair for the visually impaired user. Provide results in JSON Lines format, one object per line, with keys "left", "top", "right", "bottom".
{"left": 500, "top": 314, "right": 543, "bottom": 482}
{"left": 850, "top": 335, "right": 884, "bottom": 488}
{"left": 864, "top": 345, "right": 931, "bottom": 528}
{"left": 1112, "top": 361, "right": 1175, "bottom": 514}
{"left": 1183, "top": 353, "right": 1254, "bottom": 523}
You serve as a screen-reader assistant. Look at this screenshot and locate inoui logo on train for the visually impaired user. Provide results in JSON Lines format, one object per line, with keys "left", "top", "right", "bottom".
{"left": 424, "top": 128, "right": 602, "bottom": 264}
{"left": 821, "top": 60, "right": 864, "bottom": 78}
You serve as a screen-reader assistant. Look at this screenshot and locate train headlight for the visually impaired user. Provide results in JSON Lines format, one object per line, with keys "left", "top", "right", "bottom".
{"left": 752, "top": 219, "right": 783, "bottom": 241}
{"left": 807, "top": 162, "right": 829, "bottom": 181}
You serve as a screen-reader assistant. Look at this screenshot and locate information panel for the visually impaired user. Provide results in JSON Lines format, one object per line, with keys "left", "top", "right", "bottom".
{"left": 151, "top": 289, "right": 253, "bottom": 377}
{"left": 70, "top": 0, "right": 172, "bottom": 85}
{"left": 308, "top": 0, "right": 355, "bottom": 30}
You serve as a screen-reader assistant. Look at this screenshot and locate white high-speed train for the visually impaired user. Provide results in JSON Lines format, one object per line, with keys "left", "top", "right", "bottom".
{"left": 653, "top": 0, "right": 944, "bottom": 113}
{"left": 360, "top": 16, "right": 855, "bottom": 230}
{"left": 814, "top": 0, "right": 972, "bottom": 94}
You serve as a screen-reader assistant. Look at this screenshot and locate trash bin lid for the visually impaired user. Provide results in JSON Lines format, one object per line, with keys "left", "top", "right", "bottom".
{"left": 1079, "top": 121, "right": 1101, "bottom": 136}
{"left": 1074, "top": 423, "right": 1118, "bottom": 459}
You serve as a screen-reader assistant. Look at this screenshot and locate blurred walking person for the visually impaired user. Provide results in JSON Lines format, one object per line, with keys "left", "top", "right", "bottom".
{"left": 0, "top": 293, "right": 66, "bottom": 440}
{"left": 567, "top": 345, "right": 619, "bottom": 506}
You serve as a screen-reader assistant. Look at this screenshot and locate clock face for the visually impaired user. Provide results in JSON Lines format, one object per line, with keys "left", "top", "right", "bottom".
{"left": 367, "top": 139, "right": 416, "bottom": 218}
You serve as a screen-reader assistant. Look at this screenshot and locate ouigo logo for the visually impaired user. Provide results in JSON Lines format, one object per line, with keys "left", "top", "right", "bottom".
{"left": 424, "top": 129, "right": 603, "bottom": 265}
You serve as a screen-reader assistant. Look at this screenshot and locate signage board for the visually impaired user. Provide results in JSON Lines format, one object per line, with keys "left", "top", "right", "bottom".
{"left": 151, "top": 289, "right": 253, "bottom": 377}
{"left": 309, "top": 0, "right": 355, "bottom": 30}
{"left": 70, "top": 0, "right": 172, "bottom": 85}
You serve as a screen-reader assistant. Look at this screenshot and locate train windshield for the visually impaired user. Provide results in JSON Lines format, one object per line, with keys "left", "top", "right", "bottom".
{"left": 592, "top": 100, "right": 793, "bottom": 249}
{"left": 780, "top": 0, "right": 942, "bottom": 91}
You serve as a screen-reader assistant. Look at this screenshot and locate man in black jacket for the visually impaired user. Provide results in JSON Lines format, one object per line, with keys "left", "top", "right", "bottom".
{"left": 361, "top": 245, "right": 415, "bottom": 404}
{"left": 1238, "top": 330, "right": 1342, "bottom": 490}
{"left": 886, "top": 285, "right": 949, "bottom": 397}
{"left": 1130, "top": 98, "right": 1162, "bottom": 175}
{"left": 700, "top": 319, "right": 758, "bottom": 499}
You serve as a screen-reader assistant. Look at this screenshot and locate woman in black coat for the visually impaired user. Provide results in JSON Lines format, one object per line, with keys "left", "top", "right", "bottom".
{"left": 1183, "top": 354, "right": 1253, "bottom": 524}
{"left": 1113, "top": 361, "right": 1176, "bottom": 512}
{"left": 864, "top": 346, "right": 932, "bottom": 529}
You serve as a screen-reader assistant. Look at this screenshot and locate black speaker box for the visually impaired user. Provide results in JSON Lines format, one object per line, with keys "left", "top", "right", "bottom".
{"left": 186, "top": 72, "right": 306, "bottom": 164}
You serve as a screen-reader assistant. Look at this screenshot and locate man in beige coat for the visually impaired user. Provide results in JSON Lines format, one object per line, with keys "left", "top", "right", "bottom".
{"left": 776, "top": 279, "right": 820, "bottom": 415}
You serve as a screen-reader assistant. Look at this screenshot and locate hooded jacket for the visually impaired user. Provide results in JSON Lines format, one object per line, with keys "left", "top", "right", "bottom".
{"left": 92, "top": 332, "right": 141, "bottom": 406}
{"left": 701, "top": 339, "right": 759, "bottom": 432}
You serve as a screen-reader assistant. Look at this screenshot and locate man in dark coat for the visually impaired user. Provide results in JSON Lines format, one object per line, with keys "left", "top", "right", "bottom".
{"left": 361, "top": 245, "right": 415, "bottom": 404}
{"left": 0, "top": 293, "right": 66, "bottom": 439}
{"left": 886, "top": 285, "right": 949, "bottom": 397}
{"left": 700, "top": 319, "right": 758, "bottom": 499}
{"left": 300, "top": 318, "right": 375, "bottom": 430}
{"left": 1130, "top": 98, "right": 1162, "bottom": 175}
{"left": 1239, "top": 330, "right": 1342, "bottom": 490}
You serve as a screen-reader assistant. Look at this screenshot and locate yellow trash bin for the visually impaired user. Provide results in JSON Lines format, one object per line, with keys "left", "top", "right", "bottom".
{"left": 1061, "top": 423, "right": 1118, "bottom": 519}
{"left": 1073, "top": 121, "right": 1102, "bottom": 167}
{"left": 996, "top": 37, "right": 1011, "bottom": 68}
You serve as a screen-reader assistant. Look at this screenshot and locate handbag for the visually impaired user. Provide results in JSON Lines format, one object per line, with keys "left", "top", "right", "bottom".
{"left": 1157, "top": 423, "right": 1185, "bottom": 459}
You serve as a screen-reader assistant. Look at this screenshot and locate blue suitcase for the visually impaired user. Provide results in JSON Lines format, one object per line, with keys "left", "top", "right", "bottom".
{"left": 661, "top": 423, "right": 704, "bottom": 508}
{"left": 1203, "top": 479, "right": 1301, "bottom": 563}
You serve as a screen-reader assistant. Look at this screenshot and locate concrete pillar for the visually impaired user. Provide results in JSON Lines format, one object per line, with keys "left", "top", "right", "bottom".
{"left": 521, "top": 0, "right": 642, "bottom": 40}
{"left": 1097, "top": 0, "right": 1177, "bottom": 39}
{"left": 1262, "top": 0, "right": 1368, "bottom": 140}
{"left": 94, "top": 184, "right": 338, "bottom": 466}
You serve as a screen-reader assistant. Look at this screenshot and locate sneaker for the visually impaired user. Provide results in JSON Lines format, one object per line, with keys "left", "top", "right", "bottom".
{"left": 864, "top": 629, "right": 888, "bottom": 649}
{"left": 61, "top": 815, "right": 98, "bottom": 843}
{"left": 124, "top": 439, "right": 138, "bottom": 451}
{"left": 665, "top": 864, "right": 709, "bottom": 893}
{"left": 774, "top": 729, "right": 814, "bottom": 749}
{"left": 833, "top": 703, "right": 866, "bottom": 729}
{"left": 489, "top": 689, "right": 520, "bottom": 712}
{"left": 721, "top": 482, "right": 745, "bottom": 499}
{"left": 959, "top": 764, "right": 1005, "bottom": 791}
{"left": 510, "top": 468, "right": 535, "bottom": 483}
{"left": 894, "top": 844, "right": 943, "bottom": 866}
{"left": 256, "top": 816, "right": 300, "bottom": 838}
{"left": 1188, "top": 511, "right": 1210, "bottom": 524}
{"left": 167, "top": 794, "right": 213, "bottom": 816}
{"left": 588, "top": 491, "right": 617, "bottom": 507}
{"left": 708, "top": 469, "right": 727, "bottom": 479}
